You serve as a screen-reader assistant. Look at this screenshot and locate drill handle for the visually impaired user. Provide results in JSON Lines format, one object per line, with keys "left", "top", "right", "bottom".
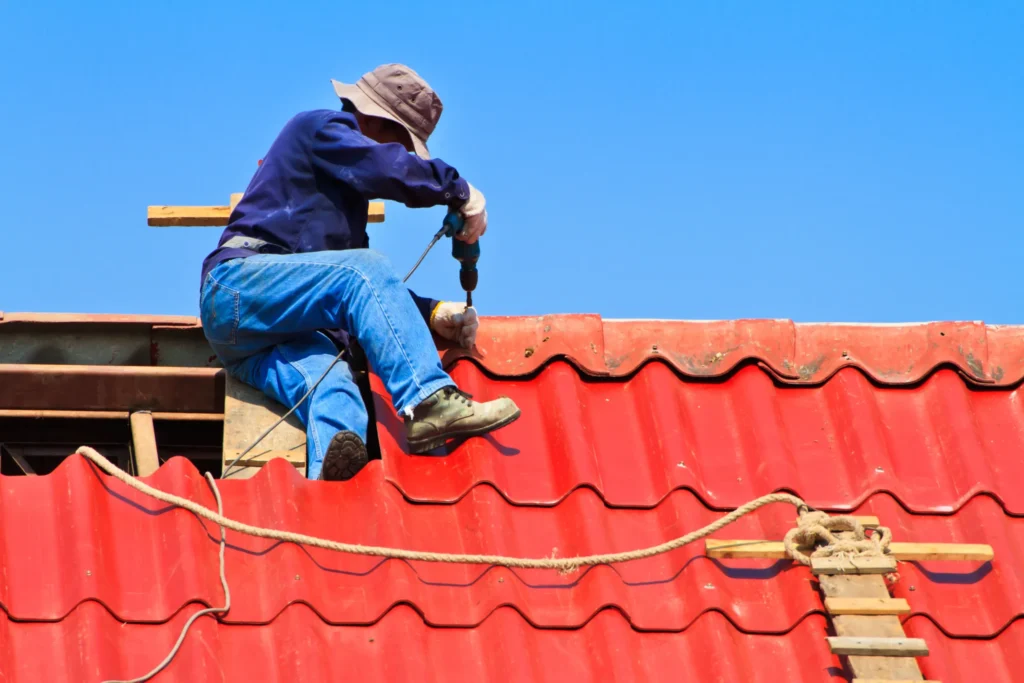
{"left": 442, "top": 211, "right": 466, "bottom": 239}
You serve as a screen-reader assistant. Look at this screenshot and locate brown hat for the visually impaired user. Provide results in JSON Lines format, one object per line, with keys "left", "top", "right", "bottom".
{"left": 331, "top": 64, "right": 442, "bottom": 159}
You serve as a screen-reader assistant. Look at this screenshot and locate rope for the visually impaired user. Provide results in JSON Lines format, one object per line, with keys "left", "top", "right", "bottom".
{"left": 102, "top": 470, "right": 230, "bottom": 683}
{"left": 783, "top": 510, "right": 891, "bottom": 565}
{"left": 76, "top": 445, "right": 893, "bottom": 680}
{"left": 79, "top": 446, "right": 815, "bottom": 571}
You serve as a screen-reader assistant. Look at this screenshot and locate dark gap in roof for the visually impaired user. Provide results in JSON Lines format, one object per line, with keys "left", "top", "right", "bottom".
{"left": 0, "top": 416, "right": 224, "bottom": 477}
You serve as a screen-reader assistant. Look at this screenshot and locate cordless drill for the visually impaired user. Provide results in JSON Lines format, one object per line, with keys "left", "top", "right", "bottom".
{"left": 442, "top": 211, "right": 480, "bottom": 307}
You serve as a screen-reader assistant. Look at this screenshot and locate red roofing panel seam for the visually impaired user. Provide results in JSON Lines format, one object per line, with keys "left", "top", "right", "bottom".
{"left": 438, "top": 317, "right": 1024, "bottom": 385}
{"left": 0, "top": 604, "right": 849, "bottom": 683}
{"left": 3, "top": 605, "right": 1020, "bottom": 683}
{"left": 374, "top": 364, "right": 1024, "bottom": 513}
{"left": 1, "top": 457, "right": 1013, "bottom": 637}
{"left": 903, "top": 613, "right": 1024, "bottom": 641}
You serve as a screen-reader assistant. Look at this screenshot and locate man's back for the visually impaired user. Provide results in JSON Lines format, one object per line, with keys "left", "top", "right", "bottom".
{"left": 200, "top": 110, "right": 371, "bottom": 288}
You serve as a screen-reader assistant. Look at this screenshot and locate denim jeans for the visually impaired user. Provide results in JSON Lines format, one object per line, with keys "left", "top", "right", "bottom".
{"left": 199, "top": 249, "right": 455, "bottom": 480}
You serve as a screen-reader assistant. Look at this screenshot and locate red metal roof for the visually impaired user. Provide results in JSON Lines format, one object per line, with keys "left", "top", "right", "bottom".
{"left": 0, "top": 315, "right": 1018, "bottom": 681}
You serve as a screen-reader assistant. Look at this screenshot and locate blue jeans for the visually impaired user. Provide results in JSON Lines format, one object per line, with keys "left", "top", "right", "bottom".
{"left": 199, "top": 249, "right": 455, "bottom": 480}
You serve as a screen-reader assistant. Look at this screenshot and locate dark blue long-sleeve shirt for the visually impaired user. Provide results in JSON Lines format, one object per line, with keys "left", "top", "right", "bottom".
{"left": 201, "top": 109, "right": 470, "bottom": 351}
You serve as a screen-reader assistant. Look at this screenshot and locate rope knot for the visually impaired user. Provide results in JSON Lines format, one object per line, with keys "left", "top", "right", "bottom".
{"left": 782, "top": 510, "right": 891, "bottom": 567}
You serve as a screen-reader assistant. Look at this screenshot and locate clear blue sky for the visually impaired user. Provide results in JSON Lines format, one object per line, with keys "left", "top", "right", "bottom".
{"left": 1, "top": 2, "right": 1021, "bottom": 323}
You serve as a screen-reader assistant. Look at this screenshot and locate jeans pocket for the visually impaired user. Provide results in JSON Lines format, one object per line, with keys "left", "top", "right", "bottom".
{"left": 200, "top": 276, "right": 240, "bottom": 345}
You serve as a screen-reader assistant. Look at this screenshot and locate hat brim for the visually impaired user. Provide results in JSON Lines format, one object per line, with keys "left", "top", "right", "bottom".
{"left": 331, "top": 79, "right": 430, "bottom": 159}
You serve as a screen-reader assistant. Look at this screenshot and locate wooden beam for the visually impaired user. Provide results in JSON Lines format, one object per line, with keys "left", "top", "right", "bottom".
{"left": 827, "top": 637, "right": 929, "bottom": 657}
{"left": 821, "top": 569, "right": 927, "bottom": 679}
{"left": 0, "top": 409, "right": 129, "bottom": 419}
{"left": 812, "top": 556, "right": 898, "bottom": 575}
{"left": 706, "top": 539, "right": 993, "bottom": 562}
{"left": 229, "top": 193, "right": 243, "bottom": 210}
{"left": 825, "top": 597, "right": 911, "bottom": 616}
{"left": 148, "top": 205, "right": 232, "bottom": 227}
{"left": 223, "top": 449, "right": 305, "bottom": 468}
{"left": 150, "top": 412, "right": 224, "bottom": 422}
{"left": 149, "top": 201, "right": 385, "bottom": 227}
{"left": 888, "top": 542, "right": 993, "bottom": 562}
{"left": 222, "top": 375, "right": 306, "bottom": 479}
{"left": 130, "top": 411, "right": 160, "bottom": 476}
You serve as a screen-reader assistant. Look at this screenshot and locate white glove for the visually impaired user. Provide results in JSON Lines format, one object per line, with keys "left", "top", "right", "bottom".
{"left": 430, "top": 302, "right": 479, "bottom": 349}
{"left": 457, "top": 183, "right": 487, "bottom": 244}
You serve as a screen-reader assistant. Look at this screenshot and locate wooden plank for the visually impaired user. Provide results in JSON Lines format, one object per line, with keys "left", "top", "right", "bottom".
{"left": 828, "top": 637, "right": 929, "bottom": 657}
{"left": 888, "top": 542, "right": 993, "bottom": 562}
{"left": 707, "top": 539, "right": 992, "bottom": 562}
{"left": 150, "top": 412, "right": 224, "bottom": 422}
{"left": 130, "top": 411, "right": 160, "bottom": 476}
{"left": 0, "top": 409, "right": 129, "bottom": 419}
{"left": 706, "top": 539, "right": 788, "bottom": 558}
{"left": 149, "top": 201, "right": 385, "bottom": 227}
{"left": 148, "top": 205, "right": 232, "bottom": 227}
{"left": 825, "top": 597, "right": 911, "bottom": 616}
{"left": 822, "top": 572, "right": 926, "bottom": 680}
{"left": 222, "top": 375, "right": 306, "bottom": 479}
{"left": 229, "top": 193, "right": 243, "bottom": 210}
{"left": 820, "top": 573, "right": 891, "bottom": 600}
{"left": 812, "top": 556, "right": 898, "bottom": 575}
{"left": 223, "top": 449, "right": 305, "bottom": 468}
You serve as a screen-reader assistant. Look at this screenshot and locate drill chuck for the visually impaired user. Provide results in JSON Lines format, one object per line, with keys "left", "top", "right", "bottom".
{"left": 459, "top": 267, "right": 478, "bottom": 293}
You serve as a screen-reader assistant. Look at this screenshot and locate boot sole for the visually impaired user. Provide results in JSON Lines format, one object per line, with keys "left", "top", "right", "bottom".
{"left": 406, "top": 408, "right": 522, "bottom": 455}
{"left": 319, "top": 431, "right": 369, "bottom": 481}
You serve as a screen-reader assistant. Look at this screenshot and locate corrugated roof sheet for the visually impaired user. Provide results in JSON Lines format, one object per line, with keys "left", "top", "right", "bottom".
{"left": 0, "top": 314, "right": 1018, "bottom": 681}
{"left": 375, "top": 362, "right": 1024, "bottom": 512}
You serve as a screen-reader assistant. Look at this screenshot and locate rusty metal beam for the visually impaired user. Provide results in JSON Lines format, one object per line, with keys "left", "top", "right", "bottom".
{"left": 0, "top": 313, "right": 200, "bottom": 326}
{"left": 0, "top": 316, "right": 216, "bottom": 367}
{"left": 0, "top": 409, "right": 224, "bottom": 421}
{"left": 0, "top": 364, "right": 224, "bottom": 413}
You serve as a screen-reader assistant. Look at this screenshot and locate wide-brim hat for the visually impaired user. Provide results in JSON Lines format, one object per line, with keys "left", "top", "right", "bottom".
{"left": 331, "top": 63, "right": 442, "bottom": 159}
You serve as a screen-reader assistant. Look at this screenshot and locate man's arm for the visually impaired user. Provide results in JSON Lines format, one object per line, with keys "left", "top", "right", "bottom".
{"left": 312, "top": 116, "right": 471, "bottom": 209}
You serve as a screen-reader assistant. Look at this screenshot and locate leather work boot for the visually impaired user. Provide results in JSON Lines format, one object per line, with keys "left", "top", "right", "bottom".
{"left": 405, "top": 387, "right": 521, "bottom": 454}
{"left": 318, "top": 431, "right": 369, "bottom": 481}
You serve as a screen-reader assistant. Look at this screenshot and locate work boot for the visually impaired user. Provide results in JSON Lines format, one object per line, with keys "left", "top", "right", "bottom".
{"left": 405, "top": 386, "right": 521, "bottom": 454}
{"left": 318, "top": 431, "right": 369, "bottom": 481}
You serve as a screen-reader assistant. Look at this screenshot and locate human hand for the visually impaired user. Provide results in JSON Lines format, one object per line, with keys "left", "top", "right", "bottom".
{"left": 430, "top": 302, "right": 479, "bottom": 349}
{"left": 457, "top": 184, "right": 487, "bottom": 243}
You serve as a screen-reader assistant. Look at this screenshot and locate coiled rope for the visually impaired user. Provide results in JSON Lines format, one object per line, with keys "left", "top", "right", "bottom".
{"left": 75, "top": 445, "right": 890, "bottom": 681}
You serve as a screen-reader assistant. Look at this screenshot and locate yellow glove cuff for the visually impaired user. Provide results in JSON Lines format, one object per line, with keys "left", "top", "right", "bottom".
{"left": 429, "top": 301, "right": 445, "bottom": 326}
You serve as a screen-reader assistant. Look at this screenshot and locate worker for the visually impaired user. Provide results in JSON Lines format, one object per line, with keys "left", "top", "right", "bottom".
{"left": 198, "top": 64, "right": 521, "bottom": 481}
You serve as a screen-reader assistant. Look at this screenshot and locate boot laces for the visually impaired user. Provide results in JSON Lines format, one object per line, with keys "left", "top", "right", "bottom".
{"left": 442, "top": 386, "right": 474, "bottom": 405}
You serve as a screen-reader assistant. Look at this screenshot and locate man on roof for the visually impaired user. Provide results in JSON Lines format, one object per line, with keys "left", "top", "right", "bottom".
{"left": 198, "top": 64, "right": 521, "bottom": 481}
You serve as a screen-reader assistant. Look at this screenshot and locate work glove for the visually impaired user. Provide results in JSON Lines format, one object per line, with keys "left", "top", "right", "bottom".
{"left": 430, "top": 302, "right": 479, "bottom": 349}
{"left": 457, "top": 183, "right": 487, "bottom": 244}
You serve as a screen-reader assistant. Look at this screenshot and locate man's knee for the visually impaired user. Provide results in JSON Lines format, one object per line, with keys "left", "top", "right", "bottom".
{"left": 343, "top": 249, "right": 398, "bottom": 283}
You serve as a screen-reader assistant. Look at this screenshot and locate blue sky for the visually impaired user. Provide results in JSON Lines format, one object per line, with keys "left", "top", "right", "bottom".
{"left": 1, "top": 2, "right": 1021, "bottom": 323}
